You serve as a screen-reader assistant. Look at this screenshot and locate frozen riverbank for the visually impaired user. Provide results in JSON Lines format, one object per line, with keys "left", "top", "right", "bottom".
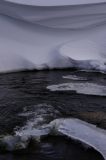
{"left": 0, "top": 0, "right": 106, "bottom": 73}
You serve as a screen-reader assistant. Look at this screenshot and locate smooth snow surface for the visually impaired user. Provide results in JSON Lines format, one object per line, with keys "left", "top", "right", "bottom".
{"left": 0, "top": 1, "right": 106, "bottom": 72}
{"left": 47, "top": 82, "right": 106, "bottom": 96}
{"left": 4, "top": 0, "right": 106, "bottom": 6}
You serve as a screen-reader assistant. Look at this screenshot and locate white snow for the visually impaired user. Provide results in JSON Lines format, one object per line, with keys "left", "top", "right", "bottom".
{"left": 0, "top": 0, "right": 106, "bottom": 72}
{"left": 4, "top": 0, "right": 106, "bottom": 6}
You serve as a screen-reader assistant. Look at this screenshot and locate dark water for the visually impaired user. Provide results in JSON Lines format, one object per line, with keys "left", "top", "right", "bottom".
{"left": 0, "top": 70, "right": 106, "bottom": 160}
{"left": 0, "top": 136, "right": 104, "bottom": 160}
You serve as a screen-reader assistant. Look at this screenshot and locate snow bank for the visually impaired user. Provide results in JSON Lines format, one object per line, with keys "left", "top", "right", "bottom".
{"left": 0, "top": 1, "right": 106, "bottom": 72}
{"left": 4, "top": 0, "right": 106, "bottom": 6}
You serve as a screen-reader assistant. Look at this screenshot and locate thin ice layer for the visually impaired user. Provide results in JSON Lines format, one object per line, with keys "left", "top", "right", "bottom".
{"left": 47, "top": 82, "right": 106, "bottom": 96}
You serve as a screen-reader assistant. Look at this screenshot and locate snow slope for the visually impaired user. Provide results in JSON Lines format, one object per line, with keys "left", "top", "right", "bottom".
{"left": 4, "top": 0, "right": 106, "bottom": 6}
{"left": 0, "top": 0, "right": 106, "bottom": 72}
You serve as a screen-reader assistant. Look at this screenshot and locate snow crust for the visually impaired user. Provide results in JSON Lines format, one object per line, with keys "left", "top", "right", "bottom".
{"left": 0, "top": 1, "right": 106, "bottom": 72}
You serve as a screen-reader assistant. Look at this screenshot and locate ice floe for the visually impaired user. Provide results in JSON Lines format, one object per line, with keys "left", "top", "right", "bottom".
{"left": 47, "top": 82, "right": 106, "bottom": 96}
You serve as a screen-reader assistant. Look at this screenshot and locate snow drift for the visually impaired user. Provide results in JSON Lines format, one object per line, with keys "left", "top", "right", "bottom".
{"left": 0, "top": 0, "right": 106, "bottom": 72}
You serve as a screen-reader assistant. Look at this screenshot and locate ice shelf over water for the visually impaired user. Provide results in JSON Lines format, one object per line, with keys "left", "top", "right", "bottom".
{"left": 0, "top": 0, "right": 106, "bottom": 72}
{"left": 47, "top": 82, "right": 106, "bottom": 96}
{"left": 50, "top": 118, "right": 106, "bottom": 159}
{"left": 0, "top": 118, "right": 106, "bottom": 159}
{"left": 63, "top": 75, "right": 87, "bottom": 80}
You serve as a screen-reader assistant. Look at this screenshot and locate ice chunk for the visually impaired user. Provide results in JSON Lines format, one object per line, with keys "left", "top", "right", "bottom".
{"left": 47, "top": 82, "right": 106, "bottom": 96}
